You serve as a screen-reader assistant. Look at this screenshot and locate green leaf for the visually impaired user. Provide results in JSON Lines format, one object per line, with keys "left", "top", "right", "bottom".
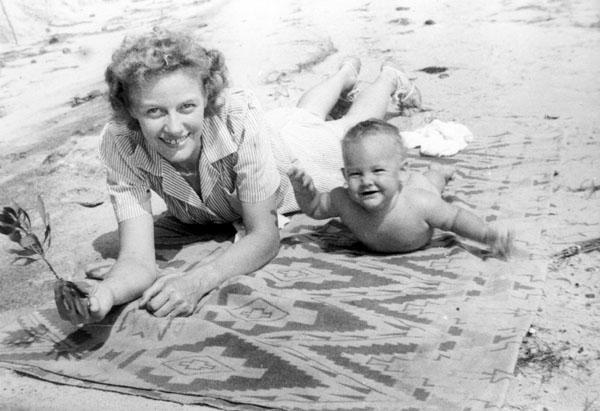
{"left": 7, "top": 248, "right": 37, "bottom": 257}
{"left": 36, "top": 196, "right": 48, "bottom": 225}
{"left": 37, "top": 196, "right": 52, "bottom": 248}
{"left": 19, "top": 233, "right": 44, "bottom": 256}
{"left": 44, "top": 223, "right": 52, "bottom": 249}
{"left": 12, "top": 256, "right": 39, "bottom": 265}
{"left": 8, "top": 230, "right": 22, "bottom": 243}
{"left": 16, "top": 205, "right": 31, "bottom": 232}
{"left": 0, "top": 207, "right": 19, "bottom": 235}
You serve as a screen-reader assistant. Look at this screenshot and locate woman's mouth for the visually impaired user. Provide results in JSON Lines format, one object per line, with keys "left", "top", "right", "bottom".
{"left": 160, "top": 133, "right": 190, "bottom": 147}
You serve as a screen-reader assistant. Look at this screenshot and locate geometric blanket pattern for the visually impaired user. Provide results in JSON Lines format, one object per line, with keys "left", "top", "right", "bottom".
{"left": 0, "top": 128, "right": 553, "bottom": 411}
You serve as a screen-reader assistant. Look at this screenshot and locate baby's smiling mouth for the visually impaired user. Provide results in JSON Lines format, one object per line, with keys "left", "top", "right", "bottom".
{"left": 360, "top": 189, "right": 379, "bottom": 197}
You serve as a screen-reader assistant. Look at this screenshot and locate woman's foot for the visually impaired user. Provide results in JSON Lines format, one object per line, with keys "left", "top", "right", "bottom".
{"left": 380, "top": 58, "right": 422, "bottom": 114}
{"left": 328, "top": 56, "right": 362, "bottom": 120}
{"left": 339, "top": 56, "right": 362, "bottom": 99}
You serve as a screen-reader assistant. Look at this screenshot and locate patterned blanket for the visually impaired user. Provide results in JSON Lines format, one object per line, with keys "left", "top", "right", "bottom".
{"left": 0, "top": 129, "right": 551, "bottom": 411}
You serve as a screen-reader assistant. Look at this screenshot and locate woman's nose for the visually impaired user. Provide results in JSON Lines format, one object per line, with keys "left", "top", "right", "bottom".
{"left": 165, "top": 113, "right": 184, "bottom": 135}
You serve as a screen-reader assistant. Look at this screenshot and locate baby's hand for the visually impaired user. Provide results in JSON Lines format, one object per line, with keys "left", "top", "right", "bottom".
{"left": 288, "top": 165, "right": 316, "bottom": 197}
{"left": 287, "top": 165, "right": 323, "bottom": 216}
{"left": 487, "top": 223, "right": 514, "bottom": 259}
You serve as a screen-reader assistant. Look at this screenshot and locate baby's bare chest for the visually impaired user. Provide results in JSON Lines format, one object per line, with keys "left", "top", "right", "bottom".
{"left": 341, "top": 203, "right": 432, "bottom": 252}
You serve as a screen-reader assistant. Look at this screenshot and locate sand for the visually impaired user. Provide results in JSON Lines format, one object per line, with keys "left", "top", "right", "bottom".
{"left": 0, "top": 0, "right": 599, "bottom": 410}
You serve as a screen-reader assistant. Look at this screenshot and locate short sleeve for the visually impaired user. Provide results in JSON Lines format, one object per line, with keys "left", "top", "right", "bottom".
{"left": 99, "top": 122, "right": 153, "bottom": 222}
{"left": 231, "top": 92, "right": 281, "bottom": 203}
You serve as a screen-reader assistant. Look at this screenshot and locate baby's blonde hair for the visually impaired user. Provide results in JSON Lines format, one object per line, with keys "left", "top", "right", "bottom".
{"left": 342, "top": 118, "right": 406, "bottom": 160}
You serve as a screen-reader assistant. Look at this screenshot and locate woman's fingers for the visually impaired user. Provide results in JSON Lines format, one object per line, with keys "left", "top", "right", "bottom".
{"left": 54, "top": 281, "right": 72, "bottom": 320}
{"left": 138, "top": 279, "right": 163, "bottom": 308}
{"left": 88, "top": 296, "right": 101, "bottom": 315}
{"left": 54, "top": 280, "right": 92, "bottom": 324}
{"left": 139, "top": 273, "right": 197, "bottom": 317}
{"left": 151, "top": 298, "right": 178, "bottom": 317}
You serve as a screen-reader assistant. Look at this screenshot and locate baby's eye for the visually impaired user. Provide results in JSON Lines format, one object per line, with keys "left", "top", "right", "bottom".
{"left": 374, "top": 168, "right": 386, "bottom": 173}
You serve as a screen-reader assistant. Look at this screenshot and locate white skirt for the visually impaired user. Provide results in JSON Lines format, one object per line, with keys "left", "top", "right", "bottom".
{"left": 266, "top": 106, "right": 346, "bottom": 196}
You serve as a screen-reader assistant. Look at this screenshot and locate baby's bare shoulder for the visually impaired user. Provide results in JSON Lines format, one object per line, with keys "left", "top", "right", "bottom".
{"left": 404, "top": 187, "right": 440, "bottom": 205}
{"left": 403, "top": 188, "right": 449, "bottom": 216}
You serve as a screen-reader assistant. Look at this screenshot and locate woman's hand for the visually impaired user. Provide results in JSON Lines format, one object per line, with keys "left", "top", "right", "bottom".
{"left": 137, "top": 195, "right": 281, "bottom": 318}
{"left": 54, "top": 279, "right": 115, "bottom": 325}
{"left": 138, "top": 269, "right": 207, "bottom": 317}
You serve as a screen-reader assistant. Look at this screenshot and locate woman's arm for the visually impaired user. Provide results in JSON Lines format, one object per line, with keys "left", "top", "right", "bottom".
{"left": 206, "top": 194, "right": 280, "bottom": 283}
{"left": 101, "top": 214, "right": 157, "bottom": 305}
{"left": 57, "top": 214, "right": 157, "bottom": 324}
{"left": 138, "top": 194, "right": 280, "bottom": 317}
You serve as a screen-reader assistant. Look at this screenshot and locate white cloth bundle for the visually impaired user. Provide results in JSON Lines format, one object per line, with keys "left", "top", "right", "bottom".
{"left": 400, "top": 119, "right": 474, "bottom": 157}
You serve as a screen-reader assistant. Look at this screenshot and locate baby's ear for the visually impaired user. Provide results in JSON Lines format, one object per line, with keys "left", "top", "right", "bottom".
{"left": 340, "top": 167, "right": 347, "bottom": 179}
{"left": 399, "top": 159, "right": 409, "bottom": 171}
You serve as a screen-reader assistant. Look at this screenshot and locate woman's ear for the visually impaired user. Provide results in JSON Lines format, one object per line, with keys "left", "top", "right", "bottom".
{"left": 128, "top": 107, "right": 138, "bottom": 120}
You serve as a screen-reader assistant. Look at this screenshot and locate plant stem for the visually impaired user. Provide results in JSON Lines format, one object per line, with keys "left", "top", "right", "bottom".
{"left": 40, "top": 256, "right": 60, "bottom": 280}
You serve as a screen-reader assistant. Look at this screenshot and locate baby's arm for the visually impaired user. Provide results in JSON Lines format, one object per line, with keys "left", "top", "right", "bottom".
{"left": 287, "top": 166, "right": 339, "bottom": 219}
{"left": 446, "top": 208, "right": 513, "bottom": 257}
{"left": 417, "top": 192, "right": 514, "bottom": 258}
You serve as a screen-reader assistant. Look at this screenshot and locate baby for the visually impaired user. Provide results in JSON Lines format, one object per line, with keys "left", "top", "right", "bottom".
{"left": 288, "top": 118, "right": 513, "bottom": 257}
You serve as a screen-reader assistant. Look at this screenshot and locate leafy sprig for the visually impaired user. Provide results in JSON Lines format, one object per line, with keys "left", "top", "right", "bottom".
{"left": 0, "top": 196, "right": 59, "bottom": 280}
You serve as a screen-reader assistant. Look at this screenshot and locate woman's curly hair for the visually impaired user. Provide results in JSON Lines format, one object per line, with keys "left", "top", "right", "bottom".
{"left": 105, "top": 27, "right": 229, "bottom": 130}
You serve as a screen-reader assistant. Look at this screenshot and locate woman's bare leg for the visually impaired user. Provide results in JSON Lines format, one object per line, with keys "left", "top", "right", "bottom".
{"left": 296, "top": 57, "right": 361, "bottom": 120}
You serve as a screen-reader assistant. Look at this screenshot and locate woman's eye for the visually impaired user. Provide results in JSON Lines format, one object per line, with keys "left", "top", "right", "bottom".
{"left": 146, "top": 108, "right": 163, "bottom": 117}
{"left": 180, "top": 103, "right": 196, "bottom": 112}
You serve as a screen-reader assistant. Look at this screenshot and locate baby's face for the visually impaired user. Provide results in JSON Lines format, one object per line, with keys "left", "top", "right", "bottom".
{"left": 342, "top": 136, "right": 404, "bottom": 212}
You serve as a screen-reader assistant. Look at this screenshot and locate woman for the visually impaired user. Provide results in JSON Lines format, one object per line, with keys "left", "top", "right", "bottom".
{"left": 56, "top": 27, "right": 421, "bottom": 324}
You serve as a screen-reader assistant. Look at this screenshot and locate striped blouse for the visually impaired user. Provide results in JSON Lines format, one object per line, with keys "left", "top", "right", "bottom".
{"left": 100, "top": 88, "right": 296, "bottom": 225}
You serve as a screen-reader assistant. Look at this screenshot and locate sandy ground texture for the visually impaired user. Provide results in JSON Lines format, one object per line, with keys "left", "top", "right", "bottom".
{"left": 0, "top": 0, "right": 599, "bottom": 410}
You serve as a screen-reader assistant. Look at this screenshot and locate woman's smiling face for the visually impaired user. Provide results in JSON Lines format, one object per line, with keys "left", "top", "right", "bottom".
{"left": 129, "top": 69, "right": 207, "bottom": 169}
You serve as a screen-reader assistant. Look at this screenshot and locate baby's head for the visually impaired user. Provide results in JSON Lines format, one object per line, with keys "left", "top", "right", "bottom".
{"left": 342, "top": 118, "right": 406, "bottom": 165}
{"left": 341, "top": 119, "right": 408, "bottom": 211}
